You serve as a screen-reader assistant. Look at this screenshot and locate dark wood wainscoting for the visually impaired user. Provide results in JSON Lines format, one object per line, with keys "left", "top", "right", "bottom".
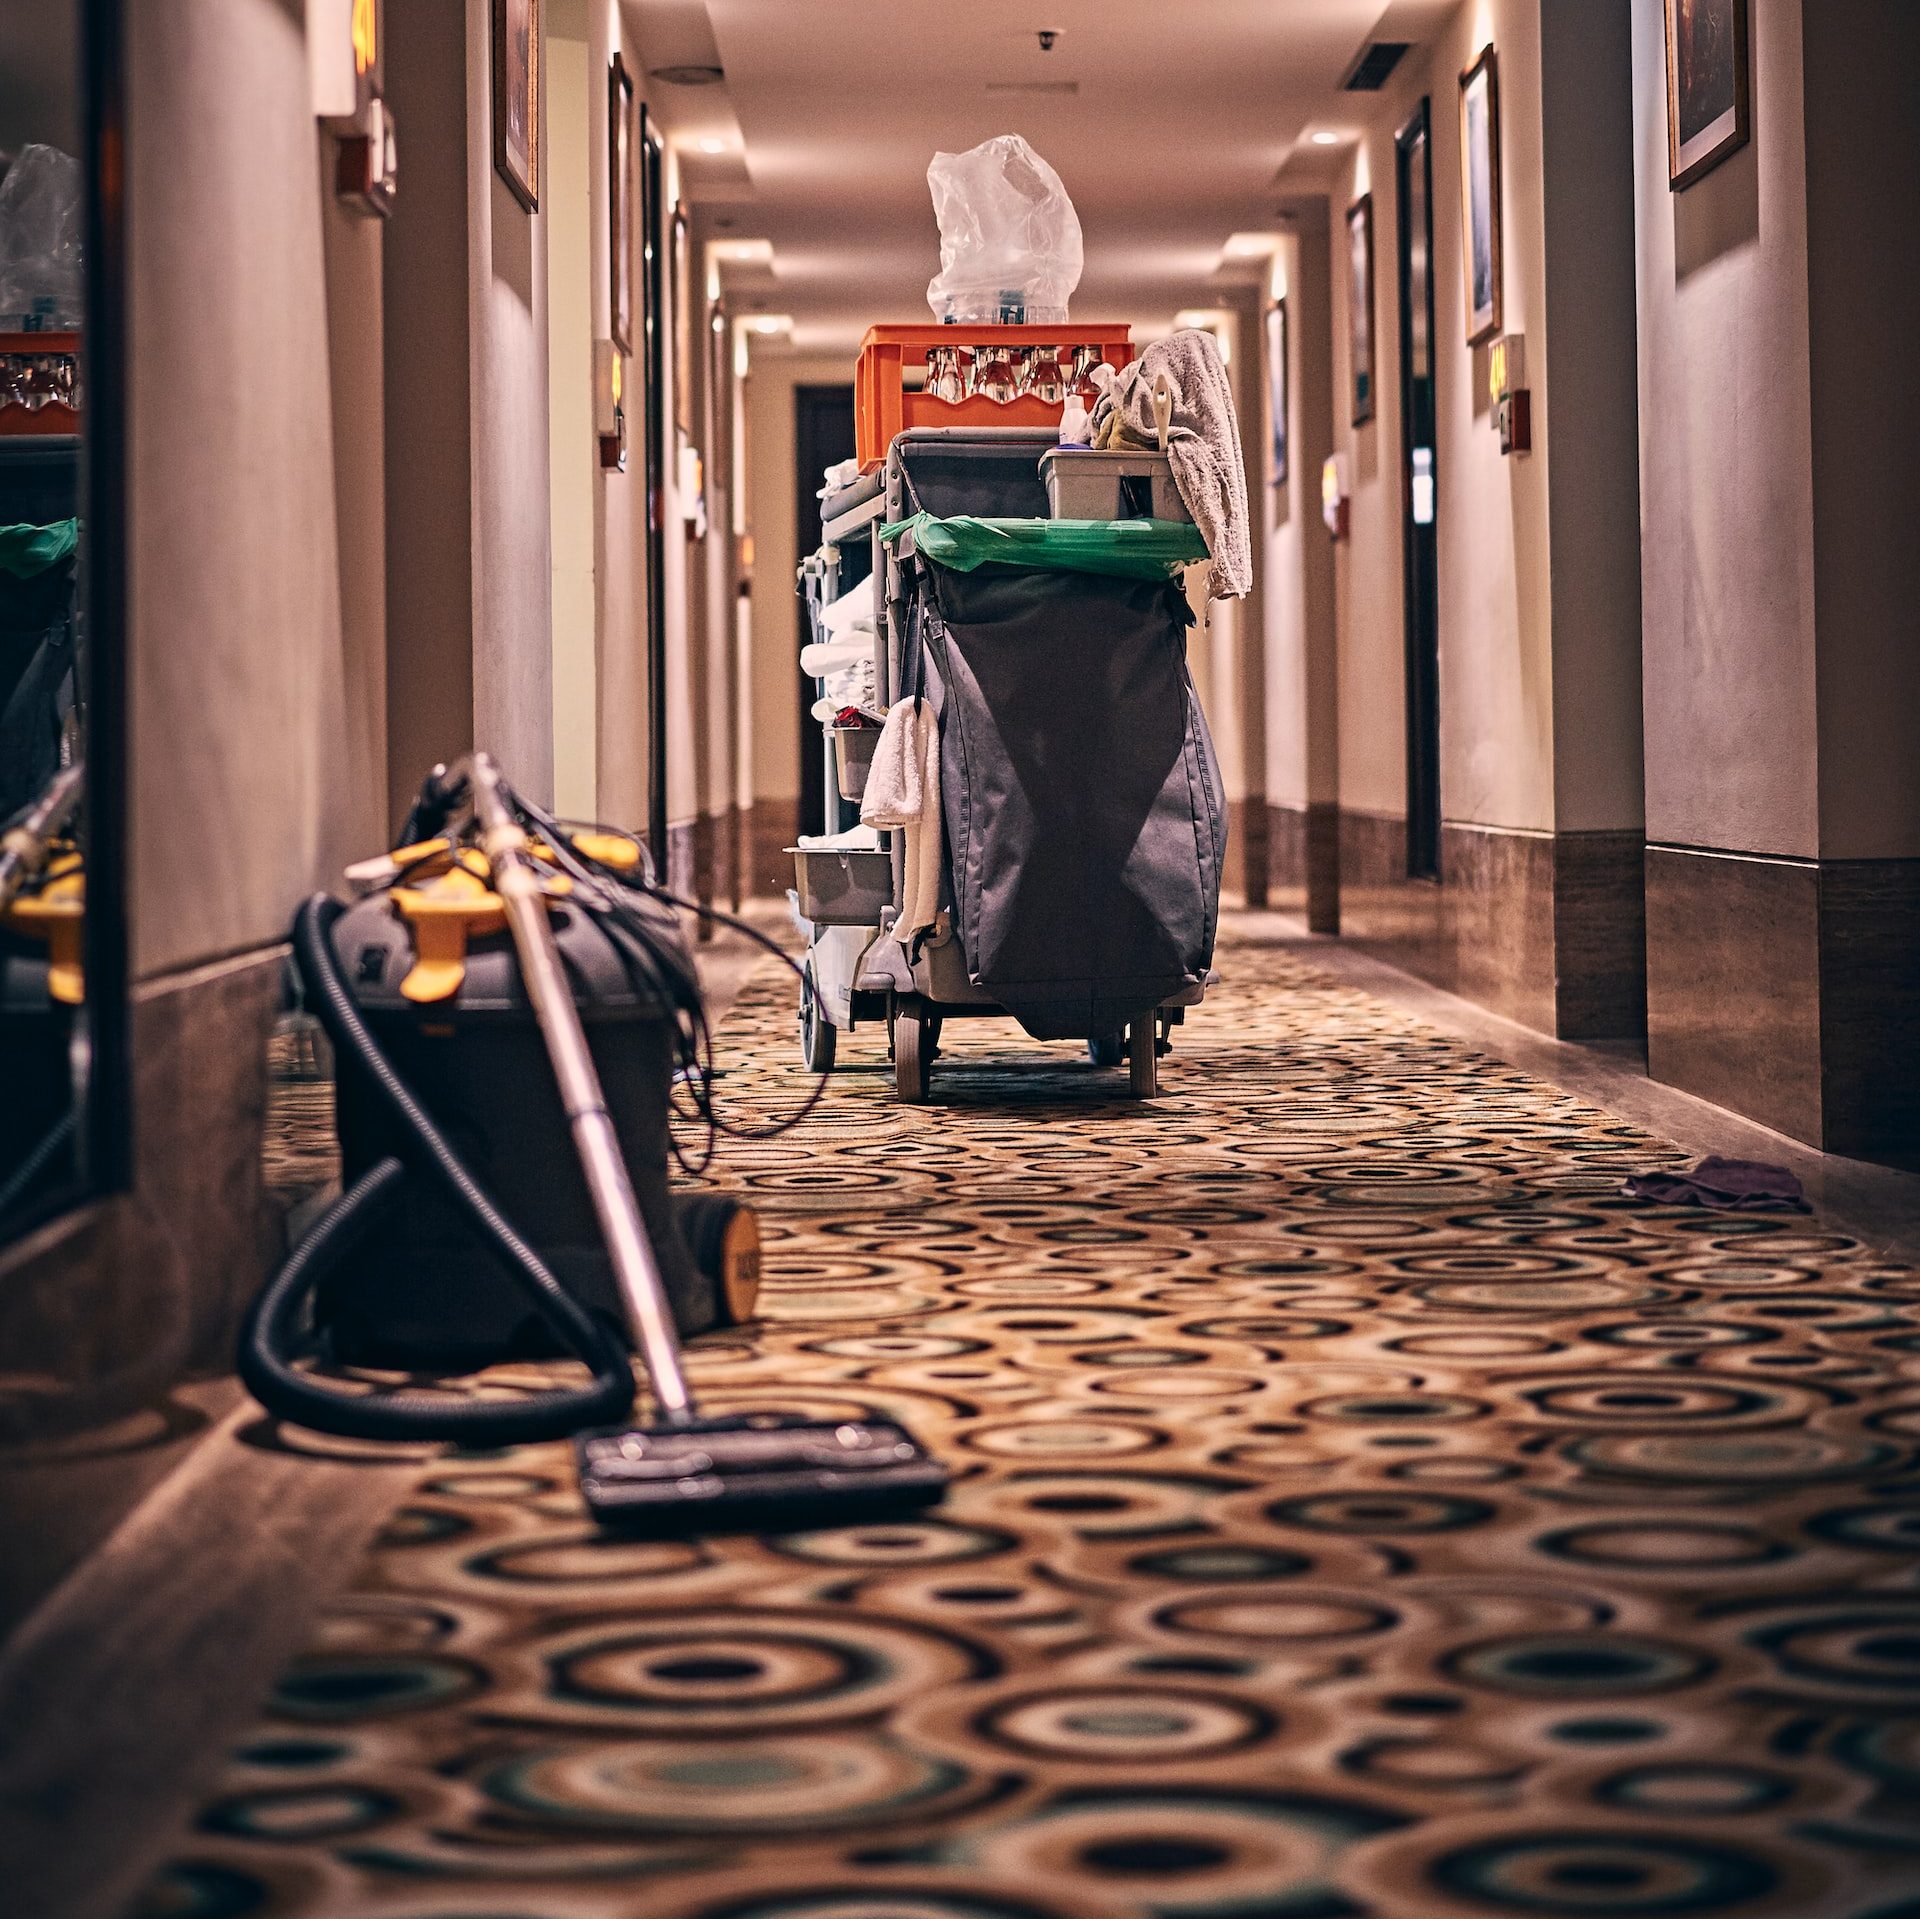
{"left": 1648, "top": 846, "right": 1920, "bottom": 1164}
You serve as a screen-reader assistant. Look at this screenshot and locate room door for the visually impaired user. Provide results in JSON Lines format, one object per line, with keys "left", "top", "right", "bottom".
{"left": 1396, "top": 99, "right": 1442, "bottom": 880}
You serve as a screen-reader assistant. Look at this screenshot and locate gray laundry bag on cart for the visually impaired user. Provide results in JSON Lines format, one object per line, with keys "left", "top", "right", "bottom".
{"left": 913, "top": 559, "right": 1227, "bottom": 1041}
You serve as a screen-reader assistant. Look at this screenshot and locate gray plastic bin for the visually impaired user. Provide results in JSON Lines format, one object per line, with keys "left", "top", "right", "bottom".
{"left": 832, "top": 724, "right": 880, "bottom": 802}
{"left": 1040, "top": 447, "right": 1189, "bottom": 524}
{"left": 791, "top": 844, "right": 891, "bottom": 925}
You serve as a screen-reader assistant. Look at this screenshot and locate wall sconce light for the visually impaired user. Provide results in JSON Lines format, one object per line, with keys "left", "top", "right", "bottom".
{"left": 677, "top": 438, "right": 706, "bottom": 536}
{"left": 1488, "top": 332, "right": 1530, "bottom": 455}
{"left": 335, "top": 94, "right": 397, "bottom": 218}
{"left": 312, "top": 0, "right": 395, "bottom": 217}
{"left": 596, "top": 339, "right": 627, "bottom": 470}
{"left": 1321, "top": 452, "right": 1350, "bottom": 541}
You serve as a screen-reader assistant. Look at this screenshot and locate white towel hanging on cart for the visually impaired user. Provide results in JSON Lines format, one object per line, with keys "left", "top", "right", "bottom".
{"left": 860, "top": 697, "right": 941, "bottom": 942}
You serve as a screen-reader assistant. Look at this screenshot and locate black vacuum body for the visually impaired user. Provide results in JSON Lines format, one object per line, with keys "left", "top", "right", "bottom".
{"left": 0, "top": 945, "right": 75, "bottom": 1183}
{"left": 320, "top": 887, "right": 723, "bottom": 1369}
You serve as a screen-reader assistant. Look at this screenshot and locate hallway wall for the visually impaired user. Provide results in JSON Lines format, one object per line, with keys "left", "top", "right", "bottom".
{"left": 1632, "top": 0, "right": 1920, "bottom": 1157}
{"left": 385, "top": 0, "right": 554, "bottom": 816}
{"left": 1268, "top": 0, "right": 1645, "bottom": 1038}
{"left": 546, "top": 14, "right": 598, "bottom": 822}
{"left": 1261, "top": 219, "right": 1340, "bottom": 934}
{"left": 1, "top": 0, "right": 394, "bottom": 1416}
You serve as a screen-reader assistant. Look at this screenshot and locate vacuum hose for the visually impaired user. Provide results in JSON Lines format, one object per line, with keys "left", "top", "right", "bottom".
{"left": 237, "top": 894, "right": 637, "bottom": 1444}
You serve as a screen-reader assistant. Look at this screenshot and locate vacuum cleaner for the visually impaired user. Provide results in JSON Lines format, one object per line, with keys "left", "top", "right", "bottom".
{"left": 0, "top": 761, "right": 86, "bottom": 1226}
{"left": 240, "top": 754, "right": 947, "bottom": 1536}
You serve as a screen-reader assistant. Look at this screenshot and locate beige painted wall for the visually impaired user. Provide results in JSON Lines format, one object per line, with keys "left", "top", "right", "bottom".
{"left": 466, "top": 0, "right": 554, "bottom": 801}
{"left": 591, "top": 0, "right": 647, "bottom": 833}
{"left": 1632, "top": 0, "right": 1817, "bottom": 857}
{"left": 1634, "top": 0, "right": 1920, "bottom": 864}
{"left": 1305, "top": 0, "right": 1642, "bottom": 843}
{"left": 1328, "top": 0, "right": 1557, "bottom": 834}
{"left": 1261, "top": 217, "right": 1339, "bottom": 815}
{"left": 744, "top": 350, "right": 858, "bottom": 806}
{"left": 382, "top": 0, "right": 474, "bottom": 818}
{"left": 320, "top": 134, "right": 390, "bottom": 872}
{"left": 546, "top": 20, "right": 598, "bottom": 820}
{"left": 1803, "top": 0, "right": 1920, "bottom": 860}
{"left": 1540, "top": 0, "right": 1643, "bottom": 834}
{"left": 583, "top": 9, "right": 710, "bottom": 841}
{"left": 127, "top": 0, "right": 360, "bottom": 977}
{"left": 383, "top": 0, "right": 554, "bottom": 811}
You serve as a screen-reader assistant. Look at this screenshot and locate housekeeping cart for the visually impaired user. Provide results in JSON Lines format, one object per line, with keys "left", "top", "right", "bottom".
{"left": 790, "top": 330, "right": 1225, "bottom": 1104}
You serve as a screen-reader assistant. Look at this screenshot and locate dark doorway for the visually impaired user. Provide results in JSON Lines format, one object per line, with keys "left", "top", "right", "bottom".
{"left": 1396, "top": 99, "right": 1442, "bottom": 880}
{"left": 793, "top": 384, "right": 857, "bottom": 838}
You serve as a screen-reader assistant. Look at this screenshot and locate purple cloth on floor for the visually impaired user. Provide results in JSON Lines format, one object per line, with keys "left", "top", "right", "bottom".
{"left": 1621, "top": 1155, "right": 1808, "bottom": 1212}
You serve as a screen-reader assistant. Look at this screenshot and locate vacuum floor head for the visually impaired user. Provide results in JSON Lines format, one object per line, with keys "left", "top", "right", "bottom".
{"left": 577, "top": 1414, "right": 949, "bottom": 1536}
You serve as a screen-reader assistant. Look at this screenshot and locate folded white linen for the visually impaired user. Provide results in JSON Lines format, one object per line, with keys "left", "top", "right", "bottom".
{"left": 819, "top": 573, "right": 875, "bottom": 640}
{"left": 796, "top": 823, "right": 882, "bottom": 851}
{"left": 799, "top": 636, "right": 872, "bottom": 677}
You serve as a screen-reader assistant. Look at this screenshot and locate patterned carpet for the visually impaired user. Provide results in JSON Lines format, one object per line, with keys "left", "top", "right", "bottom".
{"left": 139, "top": 928, "right": 1920, "bottom": 1919}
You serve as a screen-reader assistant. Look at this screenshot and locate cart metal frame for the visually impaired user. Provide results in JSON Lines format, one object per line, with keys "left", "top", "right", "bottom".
{"left": 792, "top": 429, "right": 1212, "bottom": 1102}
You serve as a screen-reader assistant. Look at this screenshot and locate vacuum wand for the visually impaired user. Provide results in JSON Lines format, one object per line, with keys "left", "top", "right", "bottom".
{"left": 468, "top": 751, "right": 948, "bottom": 1536}
{"left": 469, "top": 752, "right": 697, "bottom": 1425}
{"left": 0, "top": 761, "right": 83, "bottom": 916}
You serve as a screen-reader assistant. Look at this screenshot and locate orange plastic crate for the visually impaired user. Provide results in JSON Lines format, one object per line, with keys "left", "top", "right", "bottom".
{"left": 855, "top": 322, "right": 1134, "bottom": 472}
{"left": 0, "top": 330, "right": 81, "bottom": 438}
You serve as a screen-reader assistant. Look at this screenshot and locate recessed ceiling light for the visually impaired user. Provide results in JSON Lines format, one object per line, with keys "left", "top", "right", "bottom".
{"left": 1310, "top": 130, "right": 1342, "bottom": 146}
{"left": 698, "top": 137, "right": 727, "bottom": 154}
{"left": 751, "top": 314, "right": 792, "bottom": 335}
{"left": 1224, "top": 232, "right": 1275, "bottom": 258}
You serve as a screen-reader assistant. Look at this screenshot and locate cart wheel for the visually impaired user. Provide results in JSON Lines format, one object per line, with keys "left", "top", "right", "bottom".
{"left": 799, "top": 958, "right": 836, "bottom": 1072}
{"left": 1127, "top": 1019, "right": 1158, "bottom": 1099}
{"left": 895, "top": 998, "right": 932, "bottom": 1103}
{"left": 673, "top": 1192, "right": 762, "bottom": 1325}
{"left": 1088, "top": 1030, "right": 1125, "bottom": 1068}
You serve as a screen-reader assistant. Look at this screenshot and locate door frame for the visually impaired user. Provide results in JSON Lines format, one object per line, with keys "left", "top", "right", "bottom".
{"left": 639, "top": 103, "right": 668, "bottom": 865}
{"left": 1395, "top": 97, "right": 1442, "bottom": 882}
{"left": 791, "top": 383, "right": 856, "bottom": 840}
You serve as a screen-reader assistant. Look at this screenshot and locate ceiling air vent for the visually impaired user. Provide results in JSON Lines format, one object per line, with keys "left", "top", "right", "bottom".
{"left": 984, "top": 79, "right": 1080, "bottom": 95}
{"left": 650, "top": 64, "right": 725, "bottom": 86}
{"left": 1342, "top": 42, "right": 1410, "bottom": 91}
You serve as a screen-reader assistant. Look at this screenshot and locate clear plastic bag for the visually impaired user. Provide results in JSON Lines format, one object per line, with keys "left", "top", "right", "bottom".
{"left": 925, "top": 135, "right": 1083, "bottom": 325}
{"left": 0, "top": 145, "right": 84, "bottom": 331}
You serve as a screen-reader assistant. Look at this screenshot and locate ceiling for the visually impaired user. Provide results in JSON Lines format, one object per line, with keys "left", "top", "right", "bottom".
{"left": 632, "top": 0, "right": 1457, "bottom": 353}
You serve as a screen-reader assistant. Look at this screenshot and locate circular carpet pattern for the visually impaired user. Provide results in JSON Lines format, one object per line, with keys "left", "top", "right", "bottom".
{"left": 140, "top": 932, "right": 1920, "bottom": 1917}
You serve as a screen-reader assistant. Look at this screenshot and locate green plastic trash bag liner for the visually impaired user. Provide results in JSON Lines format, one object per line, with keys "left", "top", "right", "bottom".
{"left": 912, "top": 563, "right": 1226, "bottom": 1042}
{"left": 1, "top": 518, "right": 80, "bottom": 817}
{"left": 0, "top": 519, "right": 78, "bottom": 578}
{"left": 883, "top": 512, "right": 1208, "bottom": 582}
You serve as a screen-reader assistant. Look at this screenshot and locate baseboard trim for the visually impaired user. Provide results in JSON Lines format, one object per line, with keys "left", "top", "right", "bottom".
{"left": 1322, "top": 809, "right": 1646, "bottom": 1043}
{"left": 1647, "top": 844, "right": 1920, "bottom": 1162}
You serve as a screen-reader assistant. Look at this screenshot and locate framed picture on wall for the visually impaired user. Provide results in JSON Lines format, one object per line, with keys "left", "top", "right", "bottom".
{"left": 608, "top": 53, "right": 633, "bottom": 352}
{"left": 1457, "top": 43, "right": 1502, "bottom": 346}
{"left": 670, "top": 202, "right": 693, "bottom": 435}
{"left": 1266, "top": 298, "right": 1289, "bottom": 486}
{"left": 1663, "top": 0, "right": 1749, "bottom": 189}
{"left": 491, "top": 0, "right": 540, "bottom": 211}
{"left": 1346, "top": 197, "right": 1375, "bottom": 425}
